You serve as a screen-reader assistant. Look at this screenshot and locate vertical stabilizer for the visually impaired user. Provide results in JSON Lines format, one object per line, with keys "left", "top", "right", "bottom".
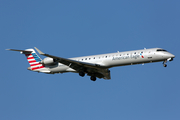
{"left": 24, "top": 49, "right": 45, "bottom": 71}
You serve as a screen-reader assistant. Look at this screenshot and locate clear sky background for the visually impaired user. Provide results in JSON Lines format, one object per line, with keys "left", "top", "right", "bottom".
{"left": 1, "top": 0, "right": 180, "bottom": 120}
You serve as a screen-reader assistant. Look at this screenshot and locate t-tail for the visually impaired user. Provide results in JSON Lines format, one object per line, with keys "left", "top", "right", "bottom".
{"left": 6, "top": 48, "right": 50, "bottom": 73}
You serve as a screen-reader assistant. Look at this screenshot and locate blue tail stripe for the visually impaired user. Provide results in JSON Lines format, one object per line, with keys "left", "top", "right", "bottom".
{"left": 32, "top": 53, "right": 41, "bottom": 62}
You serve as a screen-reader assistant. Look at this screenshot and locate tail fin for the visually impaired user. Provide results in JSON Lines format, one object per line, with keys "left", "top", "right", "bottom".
{"left": 7, "top": 48, "right": 45, "bottom": 71}
{"left": 24, "top": 49, "right": 45, "bottom": 70}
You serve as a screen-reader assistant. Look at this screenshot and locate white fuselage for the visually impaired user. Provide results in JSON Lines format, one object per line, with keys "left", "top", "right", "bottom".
{"left": 8, "top": 47, "right": 175, "bottom": 81}
{"left": 48, "top": 48, "right": 175, "bottom": 73}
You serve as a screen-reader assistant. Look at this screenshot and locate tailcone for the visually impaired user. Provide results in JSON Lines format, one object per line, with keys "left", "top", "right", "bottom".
{"left": 27, "top": 67, "right": 32, "bottom": 71}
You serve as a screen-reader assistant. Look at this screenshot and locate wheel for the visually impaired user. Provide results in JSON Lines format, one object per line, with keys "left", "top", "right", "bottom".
{"left": 163, "top": 64, "right": 167, "bottom": 67}
{"left": 90, "top": 76, "right": 96, "bottom": 81}
{"left": 79, "top": 72, "right": 85, "bottom": 77}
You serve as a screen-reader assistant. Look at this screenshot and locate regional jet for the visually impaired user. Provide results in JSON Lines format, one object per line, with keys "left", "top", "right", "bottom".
{"left": 7, "top": 47, "right": 175, "bottom": 81}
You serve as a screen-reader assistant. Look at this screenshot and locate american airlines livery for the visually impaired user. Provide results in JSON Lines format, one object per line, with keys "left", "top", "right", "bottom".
{"left": 7, "top": 47, "right": 175, "bottom": 81}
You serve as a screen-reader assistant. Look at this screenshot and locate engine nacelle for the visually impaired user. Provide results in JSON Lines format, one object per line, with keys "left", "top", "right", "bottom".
{"left": 40, "top": 57, "right": 57, "bottom": 65}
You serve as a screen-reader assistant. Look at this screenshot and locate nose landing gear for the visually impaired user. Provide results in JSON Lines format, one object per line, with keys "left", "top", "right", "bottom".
{"left": 163, "top": 60, "right": 167, "bottom": 67}
{"left": 163, "top": 64, "right": 167, "bottom": 67}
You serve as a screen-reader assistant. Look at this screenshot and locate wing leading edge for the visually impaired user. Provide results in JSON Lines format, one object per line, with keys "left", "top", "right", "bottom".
{"left": 34, "top": 47, "right": 111, "bottom": 79}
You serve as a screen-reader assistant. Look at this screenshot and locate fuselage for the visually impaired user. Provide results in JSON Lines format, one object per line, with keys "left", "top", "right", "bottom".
{"left": 8, "top": 47, "right": 175, "bottom": 81}
{"left": 48, "top": 48, "right": 175, "bottom": 73}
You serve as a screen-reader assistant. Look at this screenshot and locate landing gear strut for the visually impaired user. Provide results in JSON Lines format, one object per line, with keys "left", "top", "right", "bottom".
{"left": 163, "top": 60, "right": 167, "bottom": 67}
{"left": 90, "top": 76, "right": 96, "bottom": 81}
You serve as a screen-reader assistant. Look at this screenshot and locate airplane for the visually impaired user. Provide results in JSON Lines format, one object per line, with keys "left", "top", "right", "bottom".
{"left": 7, "top": 47, "right": 175, "bottom": 81}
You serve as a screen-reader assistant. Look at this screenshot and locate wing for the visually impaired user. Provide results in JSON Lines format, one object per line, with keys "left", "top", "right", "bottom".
{"left": 34, "top": 47, "right": 111, "bottom": 79}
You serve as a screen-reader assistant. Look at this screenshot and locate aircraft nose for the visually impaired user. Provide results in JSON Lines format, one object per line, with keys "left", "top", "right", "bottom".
{"left": 169, "top": 53, "right": 175, "bottom": 58}
{"left": 167, "top": 53, "right": 175, "bottom": 61}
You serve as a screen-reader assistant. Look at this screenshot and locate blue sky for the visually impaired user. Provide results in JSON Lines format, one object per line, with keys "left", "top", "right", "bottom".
{"left": 1, "top": 0, "right": 180, "bottom": 120}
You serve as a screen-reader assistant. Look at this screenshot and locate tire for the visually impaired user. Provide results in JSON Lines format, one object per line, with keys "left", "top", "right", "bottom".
{"left": 163, "top": 64, "right": 167, "bottom": 67}
{"left": 90, "top": 76, "right": 96, "bottom": 81}
{"left": 79, "top": 72, "right": 85, "bottom": 77}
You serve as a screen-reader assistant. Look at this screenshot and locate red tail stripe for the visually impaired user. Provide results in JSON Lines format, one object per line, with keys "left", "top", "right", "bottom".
{"left": 30, "top": 63, "right": 42, "bottom": 66}
{"left": 31, "top": 66, "right": 45, "bottom": 70}
{"left": 28, "top": 60, "right": 37, "bottom": 63}
{"left": 27, "top": 57, "right": 34, "bottom": 60}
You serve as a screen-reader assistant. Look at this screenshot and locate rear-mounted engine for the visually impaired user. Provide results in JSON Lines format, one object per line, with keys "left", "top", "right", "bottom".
{"left": 40, "top": 57, "right": 58, "bottom": 65}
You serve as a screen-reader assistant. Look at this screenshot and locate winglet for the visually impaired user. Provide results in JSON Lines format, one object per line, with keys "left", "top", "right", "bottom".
{"left": 34, "top": 47, "right": 45, "bottom": 55}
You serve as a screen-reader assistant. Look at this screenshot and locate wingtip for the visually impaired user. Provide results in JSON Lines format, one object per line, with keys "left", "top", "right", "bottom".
{"left": 6, "top": 49, "right": 16, "bottom": 51}
{"left": 34, "top": 47, "right": 44, "bottom": 55}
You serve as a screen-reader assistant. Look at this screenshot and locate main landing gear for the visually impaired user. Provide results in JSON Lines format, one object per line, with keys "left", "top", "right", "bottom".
{"left": 90, "top": 76, "right": 96, "bottom": 81}
{"left": 79, "top": 72, "right": 97, "bottom": 81}
{"left": 79, "top": 72, "right": 85, "bottom": 77}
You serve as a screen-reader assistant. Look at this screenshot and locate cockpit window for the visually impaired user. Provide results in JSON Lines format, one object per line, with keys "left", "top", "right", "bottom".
{"left": 157, "top": 49, "right": 167, "bottom": 52}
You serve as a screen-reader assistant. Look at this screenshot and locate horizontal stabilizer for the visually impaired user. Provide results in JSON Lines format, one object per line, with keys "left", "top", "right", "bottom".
{"left": 6, "top": 49, "right": 33, "bottom": 54}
